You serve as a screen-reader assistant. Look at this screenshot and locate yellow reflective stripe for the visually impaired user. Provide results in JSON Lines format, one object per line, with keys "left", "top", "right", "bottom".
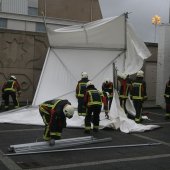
{"left": 40, "top": 99, "right": 62, "bottom": 110}
{"left": 50, "top": 132, "right": 61, "bottom": 137}
{"left": 85, "top": 126, "right": 91, "bottom": 130}
{"left": 88, "top": 102, "right": 102, "bottom": 106}
{"left": 52, "top": 99, "right": 62, "bottom": 109}
{"left": 119, "top": 95, "right": 128, "bottom": 98}
{"left": 42, "top": 115, "right": 49, "bottom": 125}
{"left": 43, "top": 126, "right": 50, "bottom": 140}
{"left": 132, "top": 96, "right": 143, "bottom": 99}
{"left": 4, "top": 88, "right": 16, "bottom": 92}
{"left": 78, "top": 112, "right": 86, "bottom": 116}
{"left": 77, "top": 82, "right": 87, "bottom": 97}
{"left": 39, "top": 107, "right": 50, "bottom": 115}
{"left": 87, "top": 90, "right": 102, "bottom": 106}
{"left": 4, "top": 81, "right": 16, "bottom": 92}
{"left": 132, "top": 83, "right": 142, "bottom": 98}
{"left": 41, "top": 103, "right": 53, "bottom": 108}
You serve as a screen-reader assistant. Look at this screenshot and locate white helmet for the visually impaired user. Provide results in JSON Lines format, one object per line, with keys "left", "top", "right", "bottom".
{"left": 86, "top": 81, "right": 93, "bottom": 88}
{"left": 81, "top": 72, "right": 88, "bottom": 78}
{"left": 63, "top": 105, "right": 74, "bottom": 119}
{"left": 10, "top": 75, "right": 16, "bottom": 80}
{"left": 121, "top": 73, "right": 127, "bottom": 80}
{"left": 137, "top": 70, "right": 144, "bottom": 77}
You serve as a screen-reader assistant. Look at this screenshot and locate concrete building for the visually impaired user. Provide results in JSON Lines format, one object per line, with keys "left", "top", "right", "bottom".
{"left": 38, "top": 0, "right": 102, "bottom": 22}
{"left": 0, "top": 0, "right": 162, "bottom": 108}
{"left": 156, "top": 24, "right": 170, "bottom": 108}
{"left": 0, "top": 0, "right": 102, "bottom": 105}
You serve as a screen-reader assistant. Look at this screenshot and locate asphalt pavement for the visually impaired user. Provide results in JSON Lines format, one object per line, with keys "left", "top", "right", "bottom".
{"left": 0, "top": 106, "right": 170, "bottom": 170}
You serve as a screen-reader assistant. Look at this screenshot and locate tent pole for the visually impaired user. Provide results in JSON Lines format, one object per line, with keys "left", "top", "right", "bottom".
{"left": 123, "top": 12, "right": 128, "bottom": 73}
{"left": 6, "top": 142, "right": 161, "bottom": 156}
{"left": 32, "top": 47, "right": 51, "bottom": 106}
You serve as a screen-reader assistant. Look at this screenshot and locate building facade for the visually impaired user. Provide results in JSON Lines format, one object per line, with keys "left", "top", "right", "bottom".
{"left": 0, "top": 0, "right": 102, "bottom": 105}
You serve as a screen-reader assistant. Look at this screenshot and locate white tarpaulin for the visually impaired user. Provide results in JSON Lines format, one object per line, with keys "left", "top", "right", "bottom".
{"left": 0, "top": 14, "right": 158, "bottom": 133}
{"left": 0, "top": 91, "right": 159, "bottom": 133}
{"left": 33, "top": 14, "right": 151, "bottom": 106}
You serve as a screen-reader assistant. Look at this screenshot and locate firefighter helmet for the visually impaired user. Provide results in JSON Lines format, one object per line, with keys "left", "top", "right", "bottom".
{"left": 121, "top": 73, "right": 127, "bottom": 80}
{"left": 137, "top": 70, "right": 144, "bottom": 77}
{"left": 63, "top": 105, "right": 74, "bottom": 119}
{"left": 81, "top": 72, "right": 88, "bottom": 78}
{"left": 86, "top": 81, "right": 93, "bottom": 88}
{"left": 10, "top": 75, "right": 16, "bottom": 80}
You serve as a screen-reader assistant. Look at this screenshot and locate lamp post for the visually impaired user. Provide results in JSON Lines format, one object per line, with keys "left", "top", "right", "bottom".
{"left": 152, "top": 15, "right": 161, "bottom": 42}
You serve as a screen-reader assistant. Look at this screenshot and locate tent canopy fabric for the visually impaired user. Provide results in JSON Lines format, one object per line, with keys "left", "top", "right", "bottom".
{"left": 33, "top": 13, "right": 151, "bottom": 106}
{"left": 0, "top": 13, "right": 156, "bottom": 134}
{"left": 48, "top": 15, "right": 125, "bottom": 49}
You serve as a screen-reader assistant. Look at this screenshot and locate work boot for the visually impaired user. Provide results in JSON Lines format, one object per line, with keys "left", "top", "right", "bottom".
{"left": 165, "top": 115, "right": 170, "bottom": 120}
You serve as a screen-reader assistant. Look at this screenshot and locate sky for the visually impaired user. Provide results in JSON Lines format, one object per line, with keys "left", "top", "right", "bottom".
{"left": 99, "top": 0, "right": 169, "bottom": 43}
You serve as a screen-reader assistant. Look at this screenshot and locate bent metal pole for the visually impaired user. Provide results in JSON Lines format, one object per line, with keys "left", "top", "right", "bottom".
{"left": 6, "top": 142, "right": 161, "bottom": 156}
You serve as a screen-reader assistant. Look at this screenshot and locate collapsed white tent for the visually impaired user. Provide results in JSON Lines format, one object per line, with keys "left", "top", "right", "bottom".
{"left": 0, "top": 13, "right": 159, "bottom": 133}
{"left": 0, "top": 91, "right": 159, "bottom": 133}
{"left": 32, "top": 14, "right": 151, "bottom": 106}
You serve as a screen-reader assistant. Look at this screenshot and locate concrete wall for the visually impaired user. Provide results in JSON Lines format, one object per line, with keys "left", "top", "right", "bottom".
{"left": 38, "top": 0, "right": 102, "bottom": 22}
{"left": 0, "top": 29, "right": 48, "bottom": 104}
{"left": 156, "top": 24, "right": 170, "bottom": 108}
{"left": 144, "top": 43, "right": 158, "bottom": 102}
{"left": 0, "top": 30, "right": 159, "bottom": 106}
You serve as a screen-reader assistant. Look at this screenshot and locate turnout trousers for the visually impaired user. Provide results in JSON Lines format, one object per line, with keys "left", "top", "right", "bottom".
{"left": 133, "top": 99, "right": 143, "bottom": 123}
{"left": 39, "top": 108, "right": 63, "bottom": 140}
{"left": 3, "top": 91, "right": 19, "bottom": 109}
{"left": 85, "top": 105, "right": 102, "bottom": 131}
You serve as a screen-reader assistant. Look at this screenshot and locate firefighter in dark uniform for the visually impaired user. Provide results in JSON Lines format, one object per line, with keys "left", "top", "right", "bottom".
{"left": 76, "top": 72, "right": 89, "bottom": 116}
{"left": 1, "top": 75, "right": 21, "bottom": 110}
{"left": 39, "top": 99, "right": 74, "bottom": 145}
{"left": 164, "top": 76, "right": 170, "bottom": 119}
{"left": 118, "top": 73, "right": 132, "bottom": 116}
{"left": 84, "top": 81, "right": 102, "bottom": 133}
{"left": 102, "top": 78, "right": 114, "bottom": 110}
{"left": 130, "top": 70, "right": 147, "bottom": 123}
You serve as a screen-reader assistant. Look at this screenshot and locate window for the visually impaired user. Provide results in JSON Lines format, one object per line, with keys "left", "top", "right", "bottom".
{"left": 36, "top": 22, "right": 45, "bottom": 32}
{"left": 0, "top": 18, "right": 7, "bottom": 28}
{"left": 28, "top": 7, "right": 38, "bottom": 16}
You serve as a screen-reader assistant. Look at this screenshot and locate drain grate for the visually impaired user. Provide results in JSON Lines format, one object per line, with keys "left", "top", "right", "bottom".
{"left": 17, "top": 161, "right": 42, "bottom": 169}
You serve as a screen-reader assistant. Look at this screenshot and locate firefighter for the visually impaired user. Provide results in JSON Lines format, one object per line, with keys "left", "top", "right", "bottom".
{"left": 76, "top": 72, "right": 89, "bottom": 116}
{"left": 164, "top": 76, "right": 170, "bottom": 119}
{"left": 101, "top": 91, "right": 109, "bottom": 119}
{"left": 1, "top": 75, "right": 21, "bottom": 110}
{"left": 84, "top": 81, "right": 102, "bottom": 133}
{"left": 130, "top": 70, "right": 147, "bottom": 123}
{"left": 118, "top": 73, "right": 132, "bottom": 116}
{"left": 39, "top": 99, "right": 74, "bottom": 145}
{"left": 102, "top": 78, "right": 114, "bottom": 110}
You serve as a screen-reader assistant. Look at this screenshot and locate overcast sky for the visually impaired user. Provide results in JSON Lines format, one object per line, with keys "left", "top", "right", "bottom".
{"left": 99, "top": 0, "right": 169, "bottom": 43}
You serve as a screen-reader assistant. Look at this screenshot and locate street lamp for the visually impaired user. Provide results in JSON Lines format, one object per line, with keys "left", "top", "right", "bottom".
{"left": 152, "top": 15, "right": 161, "bottom": 42}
